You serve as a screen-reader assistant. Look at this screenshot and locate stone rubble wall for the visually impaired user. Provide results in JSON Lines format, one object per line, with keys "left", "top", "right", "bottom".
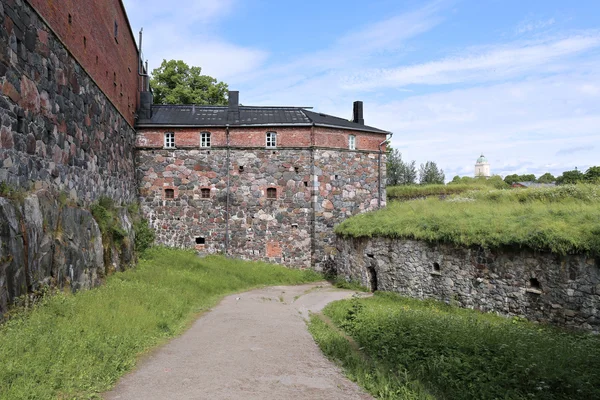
{"left": 0, "top": 190, "right": 135, "bottom": 316}
{"left": 334, "top": 237, "right": 600, "bottom": 331}
{"left": 0, "top": 0, "right": 137, "bottom": 204}
{"left": 313, "top": 149, "right": 384, "bottom": 269}
{"left": 136, "top": 147, "right": 384, "bottom": 269}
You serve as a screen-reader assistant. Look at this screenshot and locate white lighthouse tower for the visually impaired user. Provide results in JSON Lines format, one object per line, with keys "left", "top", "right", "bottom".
{"left": 474, "top": 154, "right": 491, "bottom": 177}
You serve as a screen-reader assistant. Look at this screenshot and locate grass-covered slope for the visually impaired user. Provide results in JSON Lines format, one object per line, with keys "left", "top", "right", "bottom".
{"left": 311, "top": 293, "right": 600, "bottom": 400}
{"left": 0, "top": 248, "right": 321, "bottom": 399}
{"left": 337, "top": 185, "right": 600, "bottom": 256}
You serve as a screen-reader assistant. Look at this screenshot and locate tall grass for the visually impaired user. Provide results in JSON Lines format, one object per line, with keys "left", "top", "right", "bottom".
{"left": 387, "top": 184, "right": 485, "bottom": 201}
{"left": 338, "top": 185, "right": 600, "bottom": 256}
{"left": 314, "top": 293, "right": 600, "bottom": 400}
{"left": 0, "top": 248, "right": 321, "bottom": 399}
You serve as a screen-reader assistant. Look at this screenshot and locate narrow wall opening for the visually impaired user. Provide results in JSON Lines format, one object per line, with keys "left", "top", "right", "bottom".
{"left": 367, "top": 266, "right": 378, "bottom": 292}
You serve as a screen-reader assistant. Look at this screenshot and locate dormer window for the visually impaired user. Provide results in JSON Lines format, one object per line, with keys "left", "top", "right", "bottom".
{"left": 266, "top": 132, "right": 277, "bottom": 148}
{"left": 164, "top": 132, "right": 175, "bottom": 148}
{"left": 201, "top": 132, "right": 211, "bottom": 148}
{"left": 349, "top": 135, "right": 356, "bottom": 150}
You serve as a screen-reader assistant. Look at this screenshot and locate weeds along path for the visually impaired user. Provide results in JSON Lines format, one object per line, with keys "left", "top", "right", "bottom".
{"left": 104, "top": 283, "right": 372, "bottom": 400}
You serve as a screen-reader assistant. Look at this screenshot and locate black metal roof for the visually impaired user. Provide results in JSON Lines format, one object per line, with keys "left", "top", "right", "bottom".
{"left": 136, "top": 105, "right": 389, "bottom": 134}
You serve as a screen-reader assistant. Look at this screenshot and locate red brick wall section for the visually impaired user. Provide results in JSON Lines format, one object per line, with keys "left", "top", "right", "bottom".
{"left": 136, "top": 126, "right": 386, "bottom": 150}
{"left": 27, "top": 0, "right": 139, "bottom": 125}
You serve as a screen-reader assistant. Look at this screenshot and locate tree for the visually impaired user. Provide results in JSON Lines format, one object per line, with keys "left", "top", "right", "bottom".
{"left": 504, "top": 173, "right": 536, "bottom": 185}
{"left": 584, "top": 166, "right": 600, "bottom": 183}
{"left": 419, "top": 161, "right": 445, "bottom": 184}
{"left": 503, "top": 174, "right": 520, "bottom": 185}
{"left": 150, "top": 59, "right": 228, "bottom": 105}
{"left": 556, "top": 169, "right": 584, "bottom": 184}
{"left": 537, "top": 173, "right": 556, "bottom": 183}
{"left": 386, "top": 149, "right": 417, "bottom": 186}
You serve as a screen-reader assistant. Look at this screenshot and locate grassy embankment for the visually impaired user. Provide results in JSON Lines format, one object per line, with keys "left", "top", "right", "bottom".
{"left": 0, "top": 248, "right": 321, "bottom": 399}
{"left": 310, "top": 292, "right": 600, "bottom": 400}
{"left": 339, "top": 184, "right": 600, "bottom": 256}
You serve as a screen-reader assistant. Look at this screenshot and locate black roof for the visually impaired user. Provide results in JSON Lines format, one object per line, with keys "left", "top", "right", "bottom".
{"left": 136, "top": 105, "right": 389, "bottom": 134}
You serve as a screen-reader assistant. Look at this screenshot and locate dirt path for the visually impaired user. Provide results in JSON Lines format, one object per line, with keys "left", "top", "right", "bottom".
{"left": 104, "top": 283, "right": 372, "bottom": 400}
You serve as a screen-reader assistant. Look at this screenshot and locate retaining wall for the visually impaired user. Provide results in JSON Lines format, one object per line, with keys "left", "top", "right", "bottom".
{"left": 335, "top": 237, "right": 600, "bottom": 331}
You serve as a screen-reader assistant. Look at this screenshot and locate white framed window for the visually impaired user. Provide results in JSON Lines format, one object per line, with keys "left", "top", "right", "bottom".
{"left": 201, "top": 132, "right": 211, "bottom": 148}
{"left": 266, "top": 131, "right": 277, "bottom": 148}
{"left": 349, "top": 135, "right": 356, "bottom": 150}
{"left": 164, "top": 132, "right": 175, "bottom": 148}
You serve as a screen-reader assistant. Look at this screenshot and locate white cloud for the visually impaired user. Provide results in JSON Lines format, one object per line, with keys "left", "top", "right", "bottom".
{"left": 516, "top": 18, "right": 556, "bottom": 35}
{"left": 122, "top": 0, "right": 266, "bottom": 79}
{"left": 341, "top": 33, "right": 600, "bottom": 89}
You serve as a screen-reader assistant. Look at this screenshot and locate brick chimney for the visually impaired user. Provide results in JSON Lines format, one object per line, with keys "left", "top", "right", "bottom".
{"left": 353, "top": 101, "right": 364, "bottom": 125}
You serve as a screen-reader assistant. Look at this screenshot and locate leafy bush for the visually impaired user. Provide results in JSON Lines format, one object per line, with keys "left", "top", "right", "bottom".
{"left": 338, "top": 184, "right": 600, "bottom": 256}
{"left": 315, "top": 293, "right": 600, "bottom": 400}
{"left": 0, "top": 249, "right": 322, "bottom": 399}
{"left": 134, "top": 218, "right": 155, "bottom": 255}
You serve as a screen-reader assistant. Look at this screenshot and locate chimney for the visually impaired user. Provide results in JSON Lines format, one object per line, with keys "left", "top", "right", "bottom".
{"left": 139, "top": 90, "right": 153, "bottom": 120}
{"left": 228, "top": 91, "right": 239, "bottom": 112}
{"left": 353, "top": 101, "right": 364, "bottom": 125}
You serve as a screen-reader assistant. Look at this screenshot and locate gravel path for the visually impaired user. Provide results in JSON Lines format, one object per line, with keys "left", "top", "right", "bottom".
{"left": 104, "top": 282, "right": 372, "bottom": 400}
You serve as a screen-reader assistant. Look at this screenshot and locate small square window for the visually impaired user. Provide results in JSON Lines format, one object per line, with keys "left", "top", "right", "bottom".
{"left": 266, "top": 187, "right": 277, "bottom": 199}
{"left": 164, "top": 132, "right": 175, "bottom": 148}
{"left": 201, "top": 188, "right": 210, "bottom": 199}
{"left": 349, "top": 135, "right": 356, "bottom": 150}
{"left": 201, "top": 132, "right": 211, "bottom": 148}
{"left": 165, "top": 188, "right": 175, "bottom": 199}
{"left": 195, "top": 237, "right": 205, "bottom": 245}
{"left": 266, "top": 132, "right": 277, "bottom": 148}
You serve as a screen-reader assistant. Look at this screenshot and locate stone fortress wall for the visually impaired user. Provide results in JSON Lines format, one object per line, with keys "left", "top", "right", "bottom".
{"left": 334, "top": 237, "right": 600, "bottom": 331}
{"left": 136, "top": 126, "right": 386, "bottom": 269}
{"left": 0, "top": 0, "right": 139, "bottom": 315}
{"left": 0, "top": 0, "right": 139, "bottom": 203}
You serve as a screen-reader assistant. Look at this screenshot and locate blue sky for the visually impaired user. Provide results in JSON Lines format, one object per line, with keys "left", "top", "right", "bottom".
{"left": 123, "top": 0, "right": 599, "bottom": 180}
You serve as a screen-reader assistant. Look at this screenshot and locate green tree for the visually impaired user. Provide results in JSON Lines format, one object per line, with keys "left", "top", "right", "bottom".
{"left": 387, "top": 149, "right": 417, "bottom": 186}
{"left": 419, "top": 161, "right": 445, "bottom": 184}
{"left": 556, "top": 169, "right": 585, "bottom": 184}
{"left": 150, "top": 59, "right": 228, "bottom": 105}
{"left": 584, "top": 166, "right": 600, "bottom": 183}
{"left": 519, "top": 174, "right": 536, "bottom": 182}
{"left": 537, "top": 173, "right": 556, "bottom": 183}
{"left": 504, "top": 174, "right": 520, "bottom": 185}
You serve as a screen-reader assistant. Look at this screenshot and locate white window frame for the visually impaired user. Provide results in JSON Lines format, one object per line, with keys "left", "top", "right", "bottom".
{"left": 201, "top": 132, "right": 211, "bottom": 148}
{"left": 266, "top": 131, "right": 277, "bottom": 148}
{"left": 349, "top": 135, "right": 356, "bottom": 150}
{"left": 164, "top": 132, "right": 175, "bottom": 149}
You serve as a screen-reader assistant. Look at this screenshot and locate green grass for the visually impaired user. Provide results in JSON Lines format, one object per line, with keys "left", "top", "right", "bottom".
{"left": 311, "top": 292, "right": 600, "bottom": 400}
{"left": 0, "top": 248, "right": 321, "bottom": 399}
{"left": 309, "top": 314, "right": 433, "bottom": 400}
{"left": 338, "top": 184, "right": 600, "bottom": 256}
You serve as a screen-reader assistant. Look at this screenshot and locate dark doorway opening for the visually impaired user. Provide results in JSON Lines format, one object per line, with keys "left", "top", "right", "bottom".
{"left": 367, "top": 266, "right": 378, "bottom": 292}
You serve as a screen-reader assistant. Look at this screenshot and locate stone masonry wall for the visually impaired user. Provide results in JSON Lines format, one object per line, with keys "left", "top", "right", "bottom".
{"left": 0, "top": 0, "right": 137, "bottom": 204}
{"left": 137, "top": 148, "right": 313, "bottom": 267}
{"left": 313, "top": 149, "right": 384, "bottom": 268}
{"left": 335, "top": 237, "right": 600, "bottom": 331}
{"left": 27, "top": 0, "right": 140, "bottom": 125}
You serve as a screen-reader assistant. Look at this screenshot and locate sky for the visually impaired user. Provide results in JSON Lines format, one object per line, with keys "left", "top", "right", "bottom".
{"left": 122, "top": 0, "right": 600, "bottom": 180}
